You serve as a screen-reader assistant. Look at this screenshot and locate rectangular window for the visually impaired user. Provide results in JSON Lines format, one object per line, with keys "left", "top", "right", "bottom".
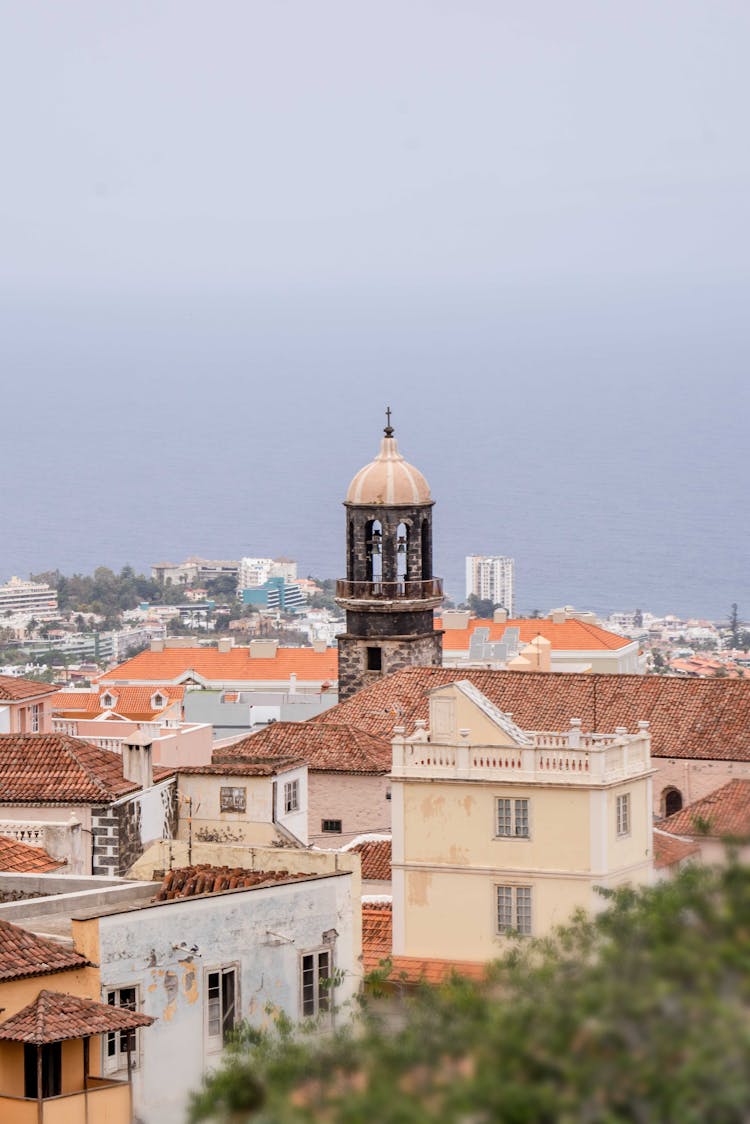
{"left": 366, "top": 646, "right": 382, "bottom": 671}
{"left": 283, "top": 779, "right": 299, "bottom": 814}
{"left": 301, "top": 949, "right": 332, "bottom": 1018}
{"left": 321, "top": 819, "right": 342, "bottom": 834}
{"left": 104, "top": 986, "right": 139, "bottom": 1072}
{"left": 206, "top": 966, "right": 238, "bottom": 1052}
{"left": 496, "top": 885, "right": 532, "bottom": 935}
{"left": 616, "top": 793, "right": 631, "bottom": 837}
{"left": 220, "top": 786, "right": 247, "bottom": 813}
{"left": 30, "top": 705, "right": 40, "bottom": 733}
{"left": 495, "top": 798, "right": 530, "bottom": 838}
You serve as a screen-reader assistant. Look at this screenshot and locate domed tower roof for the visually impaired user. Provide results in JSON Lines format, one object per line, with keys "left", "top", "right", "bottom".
{"left": 345, "top": 416, "right": 432, "bottom": 507}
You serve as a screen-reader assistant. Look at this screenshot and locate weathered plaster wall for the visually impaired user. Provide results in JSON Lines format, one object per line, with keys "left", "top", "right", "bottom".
{"left": 308, "top": 773, "right": 391, "bottom": 846}
{"left": 95, "top": 873, "right": 359, "bottom": 1124}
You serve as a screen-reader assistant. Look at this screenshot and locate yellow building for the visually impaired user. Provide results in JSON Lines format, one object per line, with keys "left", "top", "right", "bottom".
{"left": 390, "top": 680, "right": 654, "bottom": 962}
{"left": 0, "top": 919, "right": 152, "bottom": 1123}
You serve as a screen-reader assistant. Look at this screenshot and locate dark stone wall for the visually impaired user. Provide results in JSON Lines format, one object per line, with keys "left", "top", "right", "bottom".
{"left": 343, "top": 608, "right": 437, "bottom": 638}
{"left": 338, "top": 632, "right": 443, "bottom": 701}
{"left": 344, "top": 503, "right": 434, "bottom": 584}
{"left": 92, "top": 781, "right": 178, "bottom": 876}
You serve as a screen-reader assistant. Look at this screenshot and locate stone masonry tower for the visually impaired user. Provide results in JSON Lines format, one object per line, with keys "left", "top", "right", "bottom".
{"left": 336, "top": 412, "right": 444, "bottom": 701}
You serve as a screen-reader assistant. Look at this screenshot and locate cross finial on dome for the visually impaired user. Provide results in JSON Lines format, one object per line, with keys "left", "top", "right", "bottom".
{"left": 384, "top": 406, "right": 394, "bottom": 438}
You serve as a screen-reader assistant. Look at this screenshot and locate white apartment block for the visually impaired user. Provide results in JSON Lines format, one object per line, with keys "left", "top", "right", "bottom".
{"left": 465, "top": 555, "right": 515, "bottom": 614}
{"left": 238, "top": 557, "right": 298, "bottom": 590}
{"left": 0, "top": 576, "right": 59, "bottom": 622}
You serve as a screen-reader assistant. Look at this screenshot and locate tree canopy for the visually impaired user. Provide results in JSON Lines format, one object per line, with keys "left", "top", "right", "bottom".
{"left": 189, "top": 859, "right": 750, "bottom": 1123}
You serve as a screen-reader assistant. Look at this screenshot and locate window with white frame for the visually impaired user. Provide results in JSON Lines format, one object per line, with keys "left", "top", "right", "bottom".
{"left": 205, "top": 966, "right": 238, "bottom": 1052}
{"left": 103, "top": 986, "right": 139, "bottom": 1072}
{"left": 283, "top": 779, "right": 299, "bottom": 814}
{"left": 616, "top": 793, "right": 631, "bottom": 836}
{"left": 496, "top": 885, "right": 532, "bottom": 935}
{"left": 29, "top": 705, "right": 40, "bottom": 733}
{"left": 495, "top": 797, "right": 530, "bottom": 838}
{"left": 300, "top": 948, "right": 332, "bottom": 1018}
{"left": 220, "top": 786, "right": 246, "bottom": 813}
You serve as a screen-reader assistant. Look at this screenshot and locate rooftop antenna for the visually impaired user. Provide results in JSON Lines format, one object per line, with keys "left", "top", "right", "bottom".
{"left": 384, "top": 405, "right": 394, "bottom": 437}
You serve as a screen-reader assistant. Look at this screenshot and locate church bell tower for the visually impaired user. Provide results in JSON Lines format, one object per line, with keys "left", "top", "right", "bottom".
{"left": 335, "top": 411, "right": 444, "bottom": 701}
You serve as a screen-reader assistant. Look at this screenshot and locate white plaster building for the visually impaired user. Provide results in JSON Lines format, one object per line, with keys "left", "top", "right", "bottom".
{"left": 72, "top": 865, "right": 360, "bottom": 1124}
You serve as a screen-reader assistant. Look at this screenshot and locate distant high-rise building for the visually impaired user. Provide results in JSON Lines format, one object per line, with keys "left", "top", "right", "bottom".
{"left": 465, "top": 555, "right": 514, "bottom": 614}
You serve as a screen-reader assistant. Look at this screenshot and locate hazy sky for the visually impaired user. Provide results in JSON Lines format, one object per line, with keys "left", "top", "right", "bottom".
{"left": 1, "top": 3, "right": 748, "bottom": 616}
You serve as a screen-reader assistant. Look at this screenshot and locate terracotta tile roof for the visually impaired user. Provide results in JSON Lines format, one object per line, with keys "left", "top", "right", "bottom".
{"left": 0, "top": 675, "right": 56, "bottom": 702}
{"left": 437, "top": 617, "right": 632, "bottom": 652}
{"left": 0, "top": 734, "right": 173, "bottom": 803}
{"left": 660, "top": 779, "right": 750, "bottom": 838}
{"left": 0, "top": 989, "right": 154, "bottom": 1044}
{"left": 177, "top": 758, "right": 304, "bottom": 777}
{"left": 216, "top": 722, "right": 391, "bottom": 774}
{"left": 0, "top": 834, "right": 64, "bottom": 873}
{"left": 361, "top": 902, "right": 486, "bottom": 982}
{"left": 347, "top": 838, "right": 392, "bottom": 881}
{"left": 362, "top": 901, "right": 393, "bottom": 973}
{"left": 389, "top": 956, "right": 488, "bottom": 984}
{"left": 99, "top": 646, "right": 337, "bottom": 686}
{"left": 0, "top": 919, "right": 89, "bottom": 981}
{"left": 652, "top": 829, "right": 700, "bottom": 869}
{"left": 154, "top": 864, "right": 308, "bottom": 900}
{"left": 314, "top": 667, "right": 750, "bottom": 761}
{"left": 53, "top": 685, "right": 184, "bottom": 720}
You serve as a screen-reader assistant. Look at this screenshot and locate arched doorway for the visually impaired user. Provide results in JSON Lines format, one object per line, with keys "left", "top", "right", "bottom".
{"left": 663, "top": 787, "right": 683, "bottom": 817}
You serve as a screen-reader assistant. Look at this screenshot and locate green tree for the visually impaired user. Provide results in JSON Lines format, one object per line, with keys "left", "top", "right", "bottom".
{"left": 729, "top": 603, "right": 741, "bottom": 649}
{"left": 189, "top": 860, "right": 750, "bottom": 1123}
{"left": 467, "top": 594, "right": 497, "bottom": 619}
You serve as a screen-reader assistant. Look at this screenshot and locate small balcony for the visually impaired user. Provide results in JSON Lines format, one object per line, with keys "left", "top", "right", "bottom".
{"left": 0, "top": 1078, "right": 130, "bottom": 1123}
{"left": 335, "top": 578, "right": 443, "bottom": 605}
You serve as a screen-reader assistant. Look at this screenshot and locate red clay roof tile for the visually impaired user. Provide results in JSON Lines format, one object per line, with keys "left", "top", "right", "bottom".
{"left": 99, "top": 646, "right": 337, "bottom": 685}
{"left": 216, "top": 723, "right": 391, "bottom": 774}
{"left": 0, "top": 733, "right": 172, "bottom": 803}
{"left": 0, "top": 834, "right": 64, "bottom": 873}
{"left": 0, "top": 989, "right": 154, "bottom": 1044}
{"left": 314, "top": 667, "right": 750, "bottom": 761}
{"left": 660, "top": 779, "right": 750, "bottom": 838}
{"left": 0, "top": 920, "right": 89, "bottom": 982}
{"left": 348, "top": 838, "right": 392, "bottom": 881}
{"left": 437, "top": 617, "right": 631, "bottom": 652}
{"left": 0, "top": 675, "right": 56, "bottom": 702}
{"left": 154, "top": 864, "right": 308, "bottom": 900}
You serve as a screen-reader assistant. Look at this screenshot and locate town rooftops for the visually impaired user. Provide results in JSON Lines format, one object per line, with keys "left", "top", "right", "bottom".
{"left": 0, "top": 674, "right": 57, "bottom": 702}
{"left": 659, "top": 779, "right": 750, "bottom": 839}
{"left": 215, "top": 722, "right": 391, "bottom": 774}
{"left": 98, "top": 644, "right": 337, "bottom": 687}
{"left": 0, "top": 919, "right": 89, "bottom": 982}
{"left": 154, "top": 865, "right": 310, "bottom": 901}
{"left": 0, "top": 989, "right": 154, "bottom": 1044}
{"left": 53, "top": 684, "right": 184, "bottom": 721}
{"left": 652, "top": 829, "right": 700, "bottom": 869}
{"left": 436, "top": 617, "right": 632, "bottom": 652}
{"left": 0, "top": 733, "right": 173, "bottom": 803}
{"left": 0, "top": 834, "right": 64, "bottom": 874}
{"left": 313, "top": 666, "right": 750, "bottom": 761}
{"left": 176, "top": 757, "right": 305, "bottom": 777}
{"left": 344, "top": 836, "right": 392, "bottom": 881}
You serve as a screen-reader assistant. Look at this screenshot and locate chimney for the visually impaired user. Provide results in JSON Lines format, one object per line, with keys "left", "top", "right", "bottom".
{"left": 312, "top": 639, "right": 327, "bottom": 653}
{"left": 442, "top": 609, "right": 470, "bottom": 629}
{"left": 289, "top": 673, "right": 297, "bottom": 695}
{"left": 249, "top": 639, "right": 279, "bottom": 658}
{"left": 493, "top": 608, "right": 508, "bottom": 624}
{"left": 122, "top": 730, "right": 154, "bottom": 790}
{"left": 217, "top": 637, "right": 233, "bottom": 653}
{"left": 549, "top": 609, "right": 566, "bottom": 624}
{"left": 150, "top": 639, "right": 165, "bottom": 652}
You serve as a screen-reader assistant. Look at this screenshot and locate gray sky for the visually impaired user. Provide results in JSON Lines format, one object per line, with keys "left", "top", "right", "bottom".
{"left": 1, "top": 3, "right": 748, "bottom": 617}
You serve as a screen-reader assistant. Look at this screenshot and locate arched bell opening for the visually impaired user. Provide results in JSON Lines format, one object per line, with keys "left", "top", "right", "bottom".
{"left": 421, "top": 517, "right": 432, "bottom": 582}
{"left": 396, "top": 521, "right": 409, "bottom": 590}
{"left": 366, "top": 518, "right": 383, "bottom": 585}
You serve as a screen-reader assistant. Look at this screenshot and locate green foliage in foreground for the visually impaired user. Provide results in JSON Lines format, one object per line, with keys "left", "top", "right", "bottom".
{"left": 189, "top": 860, "right": 750, "bottom": 1123}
